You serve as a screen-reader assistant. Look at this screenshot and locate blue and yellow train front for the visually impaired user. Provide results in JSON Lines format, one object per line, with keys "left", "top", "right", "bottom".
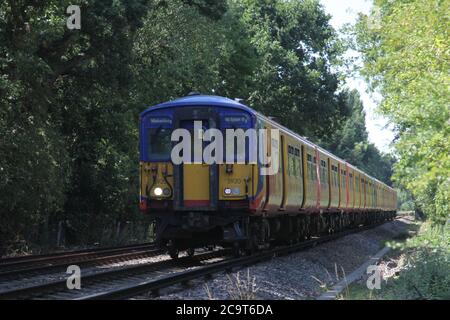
{"left": 138, "top": 95, "right": 261, "bottom": 252}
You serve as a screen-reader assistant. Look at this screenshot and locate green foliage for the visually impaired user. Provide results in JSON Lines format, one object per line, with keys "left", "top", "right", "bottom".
{"left": 131, "top": 0, "right": 252, "bottom": 104}
{"left": 0, "top": 0, "right": 395, "bottom": 253}
{"left": 345, "top": 222, "right": 449, "bottom": 300}
{"left": 230, "top": 0, "right": 347, "bottom": 139}
{"left": 396, "top": 188, "right": 415, "bottom": 211}
{"left": 321, "top": 89, "right": 394, "bottom": 184}
{"left": 387, "top": 222, "right": 450, "bottom": 299}
{"left": 353, "top": 0, "right": 450, "bottom": 223}
{"left": 0, "top": 0, "right": 152, "bottom": 250}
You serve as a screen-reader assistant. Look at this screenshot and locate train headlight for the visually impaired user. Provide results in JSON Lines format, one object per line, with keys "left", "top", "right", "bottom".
{"left": 163, "top": 188, "right": 171, "bottom": 196}
{"left": 153, "top": 187, "right": 163, "bottom": 196}
{"left": 224, "top": 188, "right": 240, "bottom": 195}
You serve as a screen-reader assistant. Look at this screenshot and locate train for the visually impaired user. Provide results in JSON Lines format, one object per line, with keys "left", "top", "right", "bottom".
{"left": 139, "top": 94, "right": 397, "bottom": 258}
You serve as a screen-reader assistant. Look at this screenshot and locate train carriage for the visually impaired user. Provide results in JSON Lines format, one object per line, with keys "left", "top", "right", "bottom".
{"left": 139, "top": 94, "right": 397, "bottom": 257}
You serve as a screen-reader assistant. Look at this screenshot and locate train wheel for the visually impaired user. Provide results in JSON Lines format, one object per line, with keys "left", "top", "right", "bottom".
{"left": 168, "top": 247, "right": 179, "bottom": 259}
{"left": 232, "top": 242, "right": 245, "bottom": 257}
{"left": 186, "top": 248, "right": 195, "bottom": 257}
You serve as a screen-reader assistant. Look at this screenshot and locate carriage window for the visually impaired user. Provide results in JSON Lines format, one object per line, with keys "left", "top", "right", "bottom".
{"left": 307, "top": 153, "right": 315, "bottom": 181}
{"left": 320, "top": 160, "right": 327, "bottom": 184}
{"left": 287, "top": 146, "right": 302, "bottom": 178}
{"left": 332, "top": 165, "right": 338, "bottom": 186}
{"left": 288, "top": 145, "right": 294, "bottom": 176}
{"left": 341, "top": 169, "right": 346, "bottom": 188}
{"left": 293, "top": 148, "right": 301, "bottom": 178}
{"left": 148, "top": 127, "right": 172, "bottom": 159}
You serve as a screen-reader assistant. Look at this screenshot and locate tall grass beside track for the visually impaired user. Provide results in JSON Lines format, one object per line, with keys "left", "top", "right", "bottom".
{"left": 344, "top": 220, "right": 450, "bottom": 300}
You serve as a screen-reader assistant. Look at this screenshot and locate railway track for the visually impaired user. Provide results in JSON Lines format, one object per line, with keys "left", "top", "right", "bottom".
{"left": 0, "top": 249, "right": 230, "bottom": 299}
{"left": 82, "top": 219, "right": 398, "bottom": 300}
{"left": 0, "top": 243, "right": 162, "bottom": 281}
{"left": 0, "top": 218, "right": 398, "bottom": 300}
{"left": 1, "top": 242, "right": 156, "bottom": 264}
{"left": 0, "top": 218, "right": 399, "bottom": 300}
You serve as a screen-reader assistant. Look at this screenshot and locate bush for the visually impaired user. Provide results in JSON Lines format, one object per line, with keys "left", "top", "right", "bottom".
{"left": 386, "top": 222, "right": 450, "bottom": 299}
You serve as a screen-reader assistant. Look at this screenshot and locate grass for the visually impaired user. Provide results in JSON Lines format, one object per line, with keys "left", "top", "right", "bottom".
{"left": 341, "top": 220, "right": 450, "bottom": 300}
{"left": 204, "top": 269, "right": 259, "bottom": 300}
{"left": 226, "top": 269, "right": 259, "bottom": 300}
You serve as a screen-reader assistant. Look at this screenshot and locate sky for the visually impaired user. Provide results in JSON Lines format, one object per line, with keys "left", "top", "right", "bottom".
{"left": 319, "top": 0, "right": 395, "bottom": 153}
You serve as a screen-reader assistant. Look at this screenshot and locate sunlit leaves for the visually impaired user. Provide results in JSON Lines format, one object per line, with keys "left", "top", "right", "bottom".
{"left": 354, "top": 0, "right": 449, "bottom": 223}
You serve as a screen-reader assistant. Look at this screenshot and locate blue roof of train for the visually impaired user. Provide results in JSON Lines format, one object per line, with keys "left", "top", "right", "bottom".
{"left": 140, "top": 95, "right": 255, "bottom": 117}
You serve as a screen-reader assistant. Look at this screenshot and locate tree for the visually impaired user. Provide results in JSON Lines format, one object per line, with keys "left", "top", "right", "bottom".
{"left": 229, "top": 0, "right": 347, "bottom": 140}
{"left": 0, "top": 0, "right": 398, "bottom": 252}
{"left": 354, "top": 0, "right": 449, "bottom": 223}
{"left": 321, "top": 89, "right": 394, "bottom": 185}
{"left": 0, "top": 0, "right": 232, "bottom": 251}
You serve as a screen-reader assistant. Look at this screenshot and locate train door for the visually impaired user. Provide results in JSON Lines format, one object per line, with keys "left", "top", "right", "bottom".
{"left": 180, "top": 120, "right": 211, "bottom": 208}
{"left": 280, "top": 134, "right": 287, "bottom": 209}
{"left": 354, "top": 172, "right": 360, "bottom": 209}
{"left": 318, "top": 152, "right": 329, "bottom": 208}
{"left": 338, "top": 163, "right": 346, "bottom": 209}
{"left": 329, "top": 160, "right": 339, "bottom": 208}
{"left": 303, "top": 146, "right": 318, "bottom": 208}
{"left": 263, "top": 124, "right": 283, "bottom": 212}
{"left": 348, "top": 169, "right": 354, "bottom": 208}
{"left": 284, "top": 140, "right": 303, "bottom": 210}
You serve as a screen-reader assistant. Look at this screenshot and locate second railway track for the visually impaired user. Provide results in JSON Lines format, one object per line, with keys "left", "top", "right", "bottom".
{"left": 0, "top": 218, "right": 398, "bottom": 300}
{"left": 82, "top": 219, "right": 398, "bottom": 300}
{"left": 0, "top": 249, "right": 230, "bottom": 300}
{"left": 0, "top": 243, "right": 162, "bottom": 282}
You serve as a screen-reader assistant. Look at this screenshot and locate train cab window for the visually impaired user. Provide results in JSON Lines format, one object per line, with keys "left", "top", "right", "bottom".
{"left": 148, "top": 127, "right": 172, "bottom": 159}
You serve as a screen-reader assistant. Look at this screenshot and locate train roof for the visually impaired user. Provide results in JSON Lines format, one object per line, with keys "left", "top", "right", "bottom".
{"left": 140, "top": 94, "right": 254, "bottom": 117}
{"left": 141, "top": 94, "right": 393, "bottom": 191}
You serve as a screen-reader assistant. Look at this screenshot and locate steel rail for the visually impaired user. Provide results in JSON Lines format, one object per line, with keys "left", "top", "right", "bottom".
{"left": 82, "top": 219, "right": 399, "bottom": 300}
{"left": 0, "top": 249, "right": 230, "bottom": 300}
{"left": 1, "top": 217, "right": 400, "bottom": 300}
{"left": 0, "top": 247, "right": 163, "bottom": 280}
{"left": 0, "top": 243, "right": 156, "bottom": 271}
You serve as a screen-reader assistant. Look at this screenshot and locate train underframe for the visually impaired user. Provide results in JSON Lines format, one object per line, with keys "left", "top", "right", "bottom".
{"left": 151, "top": 209, "right": 397, "bottom": 258}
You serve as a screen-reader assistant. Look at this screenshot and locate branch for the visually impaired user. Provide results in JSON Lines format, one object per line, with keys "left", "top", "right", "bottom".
{"left": 37, "top": 31, "right": 80, "bottom": 63}
{"left": 49, "top": 52, "right": 92, "bottom": 83}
